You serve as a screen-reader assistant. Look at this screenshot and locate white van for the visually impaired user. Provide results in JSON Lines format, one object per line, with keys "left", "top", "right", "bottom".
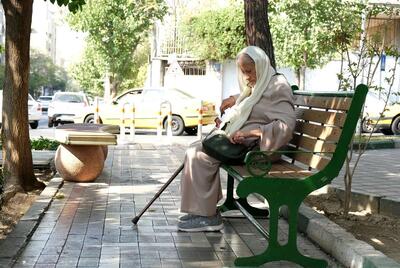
{"left": 0, "top": 90, "right": 42, "bottom": 129}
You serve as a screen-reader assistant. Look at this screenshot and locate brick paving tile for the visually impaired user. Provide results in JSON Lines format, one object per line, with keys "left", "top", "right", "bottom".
{"left": 10, "top": 144, "right": 342, "bottom": 268}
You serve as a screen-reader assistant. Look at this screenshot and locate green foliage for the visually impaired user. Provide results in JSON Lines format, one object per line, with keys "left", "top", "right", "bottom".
{"left": 118, "top": 41, "right": 151, "bottom": 91}
{"left": 70, "top": 45, "right": 105, "bottom": 96}
{"left": 30, "top": 137, "right": 60, "bottom": 151}
{"left": 269, "top": 0, "right": 364, "bottom": 70}
{"left": 68, "top": 0, "right": 167, "bottom": 95}
{"left": 0, "top": 137, "right": 59, "bottom": 151}
{"left": 182, "top": 0, "right": 363, "bottom": 70}
{"left": 71, "top": 39, "right": 151, "bottom": 96}
{"left": 44, "top": 0, "right": 86, "bottom": 12}
{"left": 0, "top": 51, "right": 68, "bottom": 97}
{"left": 29, "top": 50, "right": 69, "bottom": 97}
{"left": 337, "top": 4, "right": 400, "bottom": 92}
{"left": 182, "top": 4, "right": 246, "bottom": 61}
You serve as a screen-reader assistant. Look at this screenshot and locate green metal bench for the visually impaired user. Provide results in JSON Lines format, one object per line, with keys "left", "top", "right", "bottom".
{"left": 219, "top": 84, "right": 368, "bottom": 267}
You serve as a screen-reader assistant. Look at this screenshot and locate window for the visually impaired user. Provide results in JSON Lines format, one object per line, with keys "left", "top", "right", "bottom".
{"left": 54, "top": 94, "right": 84, "bottom": 103}
{"left": 180, "top": 61, "right": 206, "bottom": 76}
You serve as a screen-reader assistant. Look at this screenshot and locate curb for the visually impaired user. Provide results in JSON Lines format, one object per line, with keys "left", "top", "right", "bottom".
{"left": 0, "top": 175, "right": 63, "bottom": 267}
{"left": 329, "top": 187, "right": 400, "bottom": 218}
{"left": 353, "top": 139, "right": 400, "bottom": 150}
{"left": 281, "top": 204, "right": 400, "bottom": 268}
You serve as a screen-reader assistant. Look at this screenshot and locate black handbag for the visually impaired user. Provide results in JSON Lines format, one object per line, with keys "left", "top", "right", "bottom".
{"left": 202, "top": 131, "right": 254, "bottom": 165}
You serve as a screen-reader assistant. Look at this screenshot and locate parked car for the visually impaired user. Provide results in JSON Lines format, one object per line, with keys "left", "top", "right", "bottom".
{"left": 0, "top": 90, "right": 41, "bottom": 129}
{"left": 361, "top": 92, "right": 385, "bottom": 133}
{"left": 74, "top": 88, "right": 218, "bottom": 136}
{"left": 369, "top": 102, "right": 400, "bottom": 135}
{"left": 37, "top": 95, "right": 53, "bottom": 112}
{"left": 48, "top": 92, "right": 90, "bottom": 127}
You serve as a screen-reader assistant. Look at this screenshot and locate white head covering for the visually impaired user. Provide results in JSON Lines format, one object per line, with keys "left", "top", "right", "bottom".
{"left": 222, "top": 46, "right": 276, "bottom": 136}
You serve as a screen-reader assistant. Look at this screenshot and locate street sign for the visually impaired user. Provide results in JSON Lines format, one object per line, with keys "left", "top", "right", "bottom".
{"left": 381, "top": 53, "right": 386, "bottom": 71}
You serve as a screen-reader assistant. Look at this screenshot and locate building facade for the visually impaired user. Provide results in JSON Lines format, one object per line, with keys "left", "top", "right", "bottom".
{"left": 148, "top": 0, "right": 400, "bottom": 111}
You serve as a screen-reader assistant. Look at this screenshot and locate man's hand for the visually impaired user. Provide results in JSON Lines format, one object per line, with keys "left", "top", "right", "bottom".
{"left": 229, "top": 130, "right": 247, "bottom": 144}
{"left": 229, "top": 129, "right": 262, "bottom": 144}
{"left": 220, "top": 96, "right": 236, "bottom": 114}
{"left": 215, "top": 117, "right": 222, "bottom": 128}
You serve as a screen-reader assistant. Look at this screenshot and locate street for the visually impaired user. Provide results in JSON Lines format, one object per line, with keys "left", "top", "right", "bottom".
{"left": 29, "top": 112, "right": 212, "bottom": 145}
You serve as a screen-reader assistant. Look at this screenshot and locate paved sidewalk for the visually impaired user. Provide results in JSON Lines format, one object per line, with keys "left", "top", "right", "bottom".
{"left": 333, "top": 148, "right": 400, "bottom": 217}
{"left": 6, "top": 143, "right": 341, "bottom": 268}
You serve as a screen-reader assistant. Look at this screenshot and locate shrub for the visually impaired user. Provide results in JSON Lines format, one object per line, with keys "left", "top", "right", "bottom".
{"left": 30, "top": 137, "right": 60, "bottom": 151}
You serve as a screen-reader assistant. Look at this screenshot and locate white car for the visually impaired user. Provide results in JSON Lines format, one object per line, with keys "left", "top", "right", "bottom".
{"left": 37, "top": 95, "right": 53, "bottom": 111}
{"left": 48, "top": 92, "right": 90, "bottom": 127}
{"left": 0, "top": 90, "right": 42, "bottom": 129}
{"left": 361, "top": 92, "right": 386, "bottom": 133}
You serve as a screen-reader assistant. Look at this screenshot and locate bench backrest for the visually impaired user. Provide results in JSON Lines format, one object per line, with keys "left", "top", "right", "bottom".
{"left": 288, "top": 84, "right": 368, "bottom": 187}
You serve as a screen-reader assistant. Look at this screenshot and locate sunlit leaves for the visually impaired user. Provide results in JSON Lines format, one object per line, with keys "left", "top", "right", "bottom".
{"left": 44, "top": 0, "right": 85, "bottom": 13}
{"left": 269, "top": 0, "right": 365, "bottom": 70}
{"left": 181, "top": 4, "right": 246, "bottom": 61}
{"left": 67, "top": 0, "right": 167, "bottom": 94}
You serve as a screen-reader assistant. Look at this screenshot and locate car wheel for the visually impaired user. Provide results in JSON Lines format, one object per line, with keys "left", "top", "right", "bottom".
{"left": 391, "top": 116, "right": 400, "bottom": 135}
{"left": 48, "top": 119, "right": 53, "bottom": 128}
{"left": 361, "top": 118, "right": 375, "bottom": 133}
{"left": 54, "top": 121, "right": 59, "bottom": 127}
{"left": 184, "top": 126, "right": 198, "bottom": 135}
{"left": 164, "top": 115, "right": 184, "bottom": 136}
{"left": 30, "top": 121, "right": 39, "bottom": 129}
{"left": 84, "top": 114, "right": 95, "bottom": 124}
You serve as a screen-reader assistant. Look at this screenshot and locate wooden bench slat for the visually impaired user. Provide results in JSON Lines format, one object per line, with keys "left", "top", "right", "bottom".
{"left": 296, "top": 108, "right": 347, "bottom": 127}
{"left": 228, "top": 160, "right": 313, "bottom": 179}
{"left": 289, "top": 134, "right": 337, "bottom": 154}
{"left": 284, "top": 150, "right": 330, "bottom": 170}
{"left": 295, "top": 121, "right": 342, "bottom": 142}
{"left": 267, "top": 161, "right": 314, "bottom": 178}
{"left": 295, "top": 95, "right": 352, "bottom": 110}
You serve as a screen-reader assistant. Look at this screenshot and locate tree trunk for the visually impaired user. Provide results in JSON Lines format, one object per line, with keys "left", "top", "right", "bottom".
{"left": 299, "top": 66, "right": 306, "bottom": 90}
{"left": 110, "top": 75, "right": 118, "bottom": 99}
{"left": 244, "top": 0, "right": 276, "bottom": 69}
{"left": 103, "top": 71, "right": 111, "bottom": 102}
{"left": 1, "top": 0, "right": 44, "bottom": 197}
{"left": 299, "top": 51, "right": 308, "bottom": 90}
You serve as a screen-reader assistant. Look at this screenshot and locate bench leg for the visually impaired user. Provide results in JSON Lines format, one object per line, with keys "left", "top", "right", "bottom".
{"left": 234, "top": 203, "right": 327, "bottom": 267}
{"left": 218, "top": 174, "right": 269, "bottom": 217}
{"left": 235, "top": 178, "right": 328, "bottom": 267}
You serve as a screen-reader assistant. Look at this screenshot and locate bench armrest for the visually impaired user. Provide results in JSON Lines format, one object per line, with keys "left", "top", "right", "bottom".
{"left": 244, "top": 150, "right": 334, "bottom": 177}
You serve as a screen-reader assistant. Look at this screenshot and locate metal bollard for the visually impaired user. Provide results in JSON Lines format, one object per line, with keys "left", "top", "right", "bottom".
{"left": 120, "top": 103, "right": 126, "bottom": 139}
{"left": 157, "top": 106, "right": 163, "bottom": 138}
{"left": 130, "top": 103, "right": 135, "bottom": 141}
{"left": 197, "top": 100, "right": 203, "bottom": 139}
{"left": 161, "top": 101, "right": 173, "bottom": 138}
{"left": 94, "top": 97, "right": 100, "bottom": 124}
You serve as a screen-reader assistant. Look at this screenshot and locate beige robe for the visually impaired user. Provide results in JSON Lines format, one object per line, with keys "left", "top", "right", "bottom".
{"left": 180, "top": 75, "right": 296, "bottom": 216}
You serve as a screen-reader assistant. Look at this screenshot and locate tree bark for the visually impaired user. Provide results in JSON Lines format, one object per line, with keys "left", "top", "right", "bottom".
{"left": 1, "top": 0, "right": 44, "bottom": 196}
{"left": 244, "top": 0, "right": 276, "bottom": 69}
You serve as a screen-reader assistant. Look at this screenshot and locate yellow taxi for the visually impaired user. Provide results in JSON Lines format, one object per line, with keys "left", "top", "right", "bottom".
{"left": 369, "top": 103, "right": 400, "bottom": 135}
{"left": 74, "top": 88, "right": 218, "bottom": 136}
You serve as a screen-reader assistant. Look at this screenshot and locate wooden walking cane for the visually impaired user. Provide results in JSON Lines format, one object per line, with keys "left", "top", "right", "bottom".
{"left": 132, "top": 163, "right": 184, "bottom": 225}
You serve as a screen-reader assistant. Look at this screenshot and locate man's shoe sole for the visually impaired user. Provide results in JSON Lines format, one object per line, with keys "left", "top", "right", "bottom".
{"left": 178, "top": 223, "right": 224, "bottom": 232}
